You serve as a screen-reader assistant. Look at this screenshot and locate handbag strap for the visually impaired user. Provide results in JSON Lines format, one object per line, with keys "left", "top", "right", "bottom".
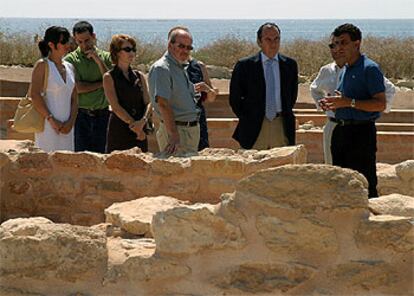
{"left": 41, "top": 58, "right": 49, "bottom": 96}
{"left": 26, "top": 58, "right": 49, "bottom": 98}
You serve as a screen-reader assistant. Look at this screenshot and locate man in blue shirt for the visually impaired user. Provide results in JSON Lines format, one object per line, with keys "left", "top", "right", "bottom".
{"left": 320, "top": 23, "right": 386, "bottom": 198}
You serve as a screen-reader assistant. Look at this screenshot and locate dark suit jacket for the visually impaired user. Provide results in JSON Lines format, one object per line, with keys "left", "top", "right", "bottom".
{"left": 229, "top": 52, "right": 298, "bottom": 149}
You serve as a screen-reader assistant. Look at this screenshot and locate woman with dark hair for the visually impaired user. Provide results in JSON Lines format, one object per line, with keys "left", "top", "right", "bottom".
{"left": 31, "top": 26, "right": 78, "bottom": 152}
{"left": 103, "top": 34, "right": 152, "bottom": 153}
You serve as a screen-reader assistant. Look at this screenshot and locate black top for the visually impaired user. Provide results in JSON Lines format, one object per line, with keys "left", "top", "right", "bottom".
{"left": 109, "top": 66, "right": 146, "bottom": 121}
{"left": 187, "top": 59, "right": 207, "bottom": 104}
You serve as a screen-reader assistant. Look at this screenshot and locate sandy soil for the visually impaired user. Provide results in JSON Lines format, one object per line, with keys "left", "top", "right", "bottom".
{"left": 1, "top": 66, "right": 413, "bottom": 109}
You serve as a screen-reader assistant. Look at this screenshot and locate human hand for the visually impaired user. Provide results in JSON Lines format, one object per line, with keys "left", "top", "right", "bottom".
{"left": 85, "top": 48, "right": 100, "bottom": 63}
{"left": 48, "top": 117, "right": 63, "bottom": 134}
{"left": 59, "top": 121, "right": 73, "bottom": 134}
{"left": 164, "top": 132, "right": 180, "bottom": 155}
{"left": 194, "top": 82, "right": 211, "bottom": 93}
{"left": 320, "top": 90, "right": 343, "bottom": 111}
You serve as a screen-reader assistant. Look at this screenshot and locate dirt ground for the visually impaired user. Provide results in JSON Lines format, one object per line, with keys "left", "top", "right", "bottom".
{"left": 1, "top": 66, "right": 413, "bottom": 109}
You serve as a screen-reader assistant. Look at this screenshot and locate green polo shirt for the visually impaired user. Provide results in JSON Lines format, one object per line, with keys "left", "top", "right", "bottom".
{"left": 65, "top": 47, "right": 112, "bottom": 110}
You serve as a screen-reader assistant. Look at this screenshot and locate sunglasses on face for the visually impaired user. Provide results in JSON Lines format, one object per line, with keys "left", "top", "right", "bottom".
{"left": 176, "top": 43, "right": 194, "bottom": 50}
{"left": 121, "top": 46, "right": 137, "bottom": 53}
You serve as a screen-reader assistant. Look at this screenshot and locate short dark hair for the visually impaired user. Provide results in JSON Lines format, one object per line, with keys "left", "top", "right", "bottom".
{"left": 333, "top": 23, "right": 362, "bottom": 41}
{"left": 73, "top": 21, "right": 94, "bottom": 36}
{"left": 38, "top": 26, "right": 70, "bottom": 57}
{"left": 257, "top": 22, "right": 281, "bottom": 41}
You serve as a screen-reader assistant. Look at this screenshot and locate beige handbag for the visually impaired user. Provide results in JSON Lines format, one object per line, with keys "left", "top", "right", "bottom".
{"left": 12, "top": 59, "right": 49, "bottom": 133}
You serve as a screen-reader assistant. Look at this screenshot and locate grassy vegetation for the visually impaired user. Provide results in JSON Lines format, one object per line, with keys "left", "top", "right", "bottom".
{"left": 0, "top": 30, "right": 413, "bottom": 79}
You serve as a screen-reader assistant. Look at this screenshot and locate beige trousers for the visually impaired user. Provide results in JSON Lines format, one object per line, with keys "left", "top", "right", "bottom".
{"left": 323, "top": 119, "right": 337, "bottom": 164}
{"left": 156, "top": 122, "right": 200, "bottom": 156}
{"left": 252, "top": 117, "right": 288, "bottom": 150}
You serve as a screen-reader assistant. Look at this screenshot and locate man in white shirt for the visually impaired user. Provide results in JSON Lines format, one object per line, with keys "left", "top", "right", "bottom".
{"left": 310, "top": 35, "right": 396, "bottom": 164}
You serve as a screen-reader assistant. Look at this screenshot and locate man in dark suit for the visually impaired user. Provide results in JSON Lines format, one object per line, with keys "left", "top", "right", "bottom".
{"left": 229, "top": 22, "right": 298, "bottom": 149}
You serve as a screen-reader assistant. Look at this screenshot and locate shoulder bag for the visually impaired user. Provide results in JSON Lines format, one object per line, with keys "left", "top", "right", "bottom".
{"left": 12, "top": 59, "right": 49, "bottom": 133}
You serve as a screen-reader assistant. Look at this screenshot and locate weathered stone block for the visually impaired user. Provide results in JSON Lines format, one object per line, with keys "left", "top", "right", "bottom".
{"left": 326, "top": 260, "right": 408, "bottom": 294}
{"left": 256, "top": 216, "right": 339, "bottom": 256}
{"left": 152, "top": 204, "right": 245, "bottom": 255}
{"left": 212, "top": 263, "right": 315, "bottom": 293}
{"left": 50, "top": 151, "right": 102, "bottom": 170}
{"left": 355, "top": 215, "right": 414, "bottom": 253}
{"left": 369, "top": 193, "right": 414, "bottom": 217}
{"left": 395, "top": 160, "right": 414, "bottom": 182}
{"left": 104, "top": 149, "right": 150, "bottom": 172}
{"left": 15, "top": 152, "right": 51, "bottom": 173}
{"left": 0, "top": 217, "right": 107, "bottom": 282}
{"left": 236, "top": 164, "right": 368, "bottom": 214}
{"left": 105, "top": 196, "right": 187, "bottom": 236}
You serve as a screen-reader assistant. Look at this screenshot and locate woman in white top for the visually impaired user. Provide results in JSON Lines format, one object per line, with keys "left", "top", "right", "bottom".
{"left": 31, "top": 26, "right": 78, "bottom": 152}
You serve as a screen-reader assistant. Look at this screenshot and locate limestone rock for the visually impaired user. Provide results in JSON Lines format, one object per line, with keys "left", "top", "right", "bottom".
{"left": 256, "top": 216, "right": 338, "bottom": 255}
{"left": 105, "top": 196, "right": 187, "bottom": 236}
{"left": 149, "top": 156, "right": 190, "bottom": 176}
{"left": 50, "top": 151, "right": 102, "bottom": 170}
{"left": 0, "top": 217, "right": 107, "bottom": 282}
{"left": 104, "top": 148, "right": 150, "bottom": 172}
{"left": 378, "top": 161, "right": 414, "bottom": 196}
{"left": 106, "top": 238, "right": 190, "bottom": 283}
{"left": 212, "top": 263, "right": 315, "bottom": 293}
{"left": 236, "top": 164, "right": 368, "bottom": 214}
{"left": 15, "top": 152, "right": 51, "bottom": 173}
{"left": 326, "top": 260, "right": 407, "bottom": 294}
{"left": 355, "top": 215, "right": 414, "bottom": 253}
{"left": 395, "top": 160, "right": 414, "bottom": 182}
{"left": 244, "top": 145, "right": 307, "bottom": 173}
{"left": 0, "top": 152, "right": 10, "bottom": 169}
{"left": 369, "top": 193, "right": 414, "bottom": 217}
{"left": 152, "top": 204, "right": 245, "bottom": 255}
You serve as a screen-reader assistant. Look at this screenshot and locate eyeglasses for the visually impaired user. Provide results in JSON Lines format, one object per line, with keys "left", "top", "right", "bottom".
{"left": 121, "top": 46, "right": 137, "bottom": 53}
{"left": 176, "top": 43, "right": 194, "bottom": 51}
{"left": 328, "top": 43, "right": 336, "bottom": 49}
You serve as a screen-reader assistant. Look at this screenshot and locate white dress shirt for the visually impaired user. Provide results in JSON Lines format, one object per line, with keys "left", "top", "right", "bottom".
{"left": 310, "top": 62, "right": 342, "bottom": 118}
{"left": 261, "top": 52, "right": 282, "bottom": 113}
{"left": 310, "top": 62, "right": 396, "bottom": 115}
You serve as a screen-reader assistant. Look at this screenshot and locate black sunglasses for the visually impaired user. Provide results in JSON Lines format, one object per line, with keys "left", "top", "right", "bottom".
{"left": 177, "top": 43, "right": 194, "bottom": 50}
{"left": 121, "top": 46, "right": 137, "bottom": 53}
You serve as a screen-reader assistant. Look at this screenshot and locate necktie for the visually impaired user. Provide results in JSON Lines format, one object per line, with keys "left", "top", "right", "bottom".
{"left": 265, "top": 59, "right": 277, "bottom": 120}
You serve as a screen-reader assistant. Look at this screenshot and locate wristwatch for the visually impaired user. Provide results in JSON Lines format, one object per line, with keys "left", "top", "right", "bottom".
{"left": 350, "top": 98, "right": 356, "bottom": 108}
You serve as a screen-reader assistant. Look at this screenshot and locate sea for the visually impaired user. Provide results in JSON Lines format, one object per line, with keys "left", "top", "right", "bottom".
{"left": 0, "top": 18, "right": 413, "bottom": 47}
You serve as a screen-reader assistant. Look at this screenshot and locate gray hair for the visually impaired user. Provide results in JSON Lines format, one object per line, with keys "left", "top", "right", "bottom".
{"left": 168, "top": 26, "right": 192, "bottom": 43}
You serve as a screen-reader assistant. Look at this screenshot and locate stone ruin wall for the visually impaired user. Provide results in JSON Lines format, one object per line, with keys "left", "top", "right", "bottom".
{"left": 0, "top": 160, "right": 413, "bottom": 295}
{"left": 0, "top": 145, "right": 307, "bottom": 225}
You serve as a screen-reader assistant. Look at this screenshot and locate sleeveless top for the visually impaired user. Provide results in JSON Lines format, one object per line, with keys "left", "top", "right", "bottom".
{"left": 109, "top": 66, "right": 146, "bottom": 121}
{"left": 35, "top": 59, "right": 75, "bottom": 152}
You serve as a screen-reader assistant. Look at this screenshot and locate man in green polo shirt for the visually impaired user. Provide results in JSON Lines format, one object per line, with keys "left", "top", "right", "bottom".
{"left": 65, "top": 21, "right": 112, "bottom": 153}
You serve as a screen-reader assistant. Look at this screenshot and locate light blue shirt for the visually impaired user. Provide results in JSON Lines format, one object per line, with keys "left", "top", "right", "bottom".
{"left": 261, "top": 52, "right": 282, "bottom": 113}
{"left": 148, "top": 52, "right": 199, "bottom": 122}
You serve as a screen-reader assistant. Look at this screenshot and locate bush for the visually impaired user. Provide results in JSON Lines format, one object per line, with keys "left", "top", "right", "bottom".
{"left": 193, "top": 36, "right": 258, "bottom": 68}
{"left": 0, "top": 30, "right": 412, "bottom": 79}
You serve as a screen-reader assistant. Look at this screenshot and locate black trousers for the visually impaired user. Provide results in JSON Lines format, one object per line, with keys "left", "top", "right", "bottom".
{"left": 331, "top": 122, "right": 378, "bottom": 198}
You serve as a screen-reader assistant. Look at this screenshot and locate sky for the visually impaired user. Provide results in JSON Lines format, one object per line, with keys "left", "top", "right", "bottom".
{"left": 1, "top": 0, "right": 413, "bottom": 19}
